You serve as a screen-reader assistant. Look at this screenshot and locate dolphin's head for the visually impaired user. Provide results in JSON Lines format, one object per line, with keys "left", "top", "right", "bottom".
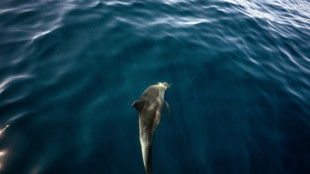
{"left": 156, "top": 82, "right": 172, "bottom": 90}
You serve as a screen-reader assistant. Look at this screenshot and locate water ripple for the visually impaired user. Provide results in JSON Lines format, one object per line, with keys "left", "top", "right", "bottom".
{"left": 0, "top": 74, "right": 32, "bottom": 94}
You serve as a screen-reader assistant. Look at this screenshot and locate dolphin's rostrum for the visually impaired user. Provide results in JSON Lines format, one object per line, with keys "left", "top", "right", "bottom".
{"left": 132, "top": 82, "right": 171, "bottom": 174}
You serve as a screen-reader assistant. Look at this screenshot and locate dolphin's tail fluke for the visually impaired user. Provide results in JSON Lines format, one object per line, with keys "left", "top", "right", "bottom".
{"left": 143, "top": 145, "right": 152, "bottom": 174}
{"left": 140, "top": 136, "right": 152, "bottom": 174}
{"left": 144, "top": 144, "right": 152, "bottom": 174}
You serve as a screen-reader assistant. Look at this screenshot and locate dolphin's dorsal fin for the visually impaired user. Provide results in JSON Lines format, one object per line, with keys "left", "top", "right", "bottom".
{"left": 132, "top": 100, "right": 145, "bottom": 112}
{"left": 165, "top": 100, "right": 171, "bottom": 115}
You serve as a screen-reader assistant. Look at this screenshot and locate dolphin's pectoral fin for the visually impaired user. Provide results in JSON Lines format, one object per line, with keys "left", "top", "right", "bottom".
{"left": 132, "top": 100, "right": 145, "bottom": 112}
{"left": 164, "top": 101, "right": 171, "bottom": 115}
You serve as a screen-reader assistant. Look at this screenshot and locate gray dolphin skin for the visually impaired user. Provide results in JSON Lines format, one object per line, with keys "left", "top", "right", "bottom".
{"left": 132, "top": 82, "right": 171, "bottom": 174}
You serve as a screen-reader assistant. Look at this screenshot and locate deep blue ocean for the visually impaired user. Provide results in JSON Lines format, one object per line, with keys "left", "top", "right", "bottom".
{"left": 0, "top": 0, "right": 310, "bottom": 173}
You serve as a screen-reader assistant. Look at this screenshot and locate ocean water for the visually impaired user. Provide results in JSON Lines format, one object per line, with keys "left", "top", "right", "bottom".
{"left": 0, "top": 0, "right": 310, "bottom": 173}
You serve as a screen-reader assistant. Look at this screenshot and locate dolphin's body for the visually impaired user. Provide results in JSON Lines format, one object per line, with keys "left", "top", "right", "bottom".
{"left": 132, "top": 82, "right": 171, "bottom": 174}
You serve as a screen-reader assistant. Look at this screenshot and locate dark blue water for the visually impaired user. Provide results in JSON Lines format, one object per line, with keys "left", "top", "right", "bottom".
{"left": 1, "top": 0, "right": 310, "bottom": 173}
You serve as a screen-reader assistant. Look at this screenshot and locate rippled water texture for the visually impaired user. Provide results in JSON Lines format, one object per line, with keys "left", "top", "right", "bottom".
{"left": 0, "top": 0, "right": 310, "bottom": 173}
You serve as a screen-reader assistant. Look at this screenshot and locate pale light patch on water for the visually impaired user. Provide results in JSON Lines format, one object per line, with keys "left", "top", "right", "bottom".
{"left": 0, "top": 124, "right": 9, "bottom": 170}
{"left": 227, "top": 0, "right": 277, "bottom": 21}
{"left": 226, "top": 0, "right": 310, "bottom": 26}
{"left": 273, "top": 0, "right": 310, "bottom": 19}
{"left": 0, "top": 150, "right": 6, "bottom": 170}
{"left": 0, "top": 126, "right": 9, "bottom": 170}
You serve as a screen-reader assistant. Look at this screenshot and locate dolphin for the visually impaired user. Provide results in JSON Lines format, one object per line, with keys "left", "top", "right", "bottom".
{"left": 132, "top": 82, "right": 171, "bottom": 174}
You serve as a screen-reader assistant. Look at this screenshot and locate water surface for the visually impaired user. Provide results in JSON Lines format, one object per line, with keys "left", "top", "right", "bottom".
{"left": 0, "top": 0, "right": 310, "bottom": 173}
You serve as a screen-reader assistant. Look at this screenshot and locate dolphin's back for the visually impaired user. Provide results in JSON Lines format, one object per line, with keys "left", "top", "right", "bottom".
{"left": 143, "top": 86, "right": 159, "bottom": 96}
